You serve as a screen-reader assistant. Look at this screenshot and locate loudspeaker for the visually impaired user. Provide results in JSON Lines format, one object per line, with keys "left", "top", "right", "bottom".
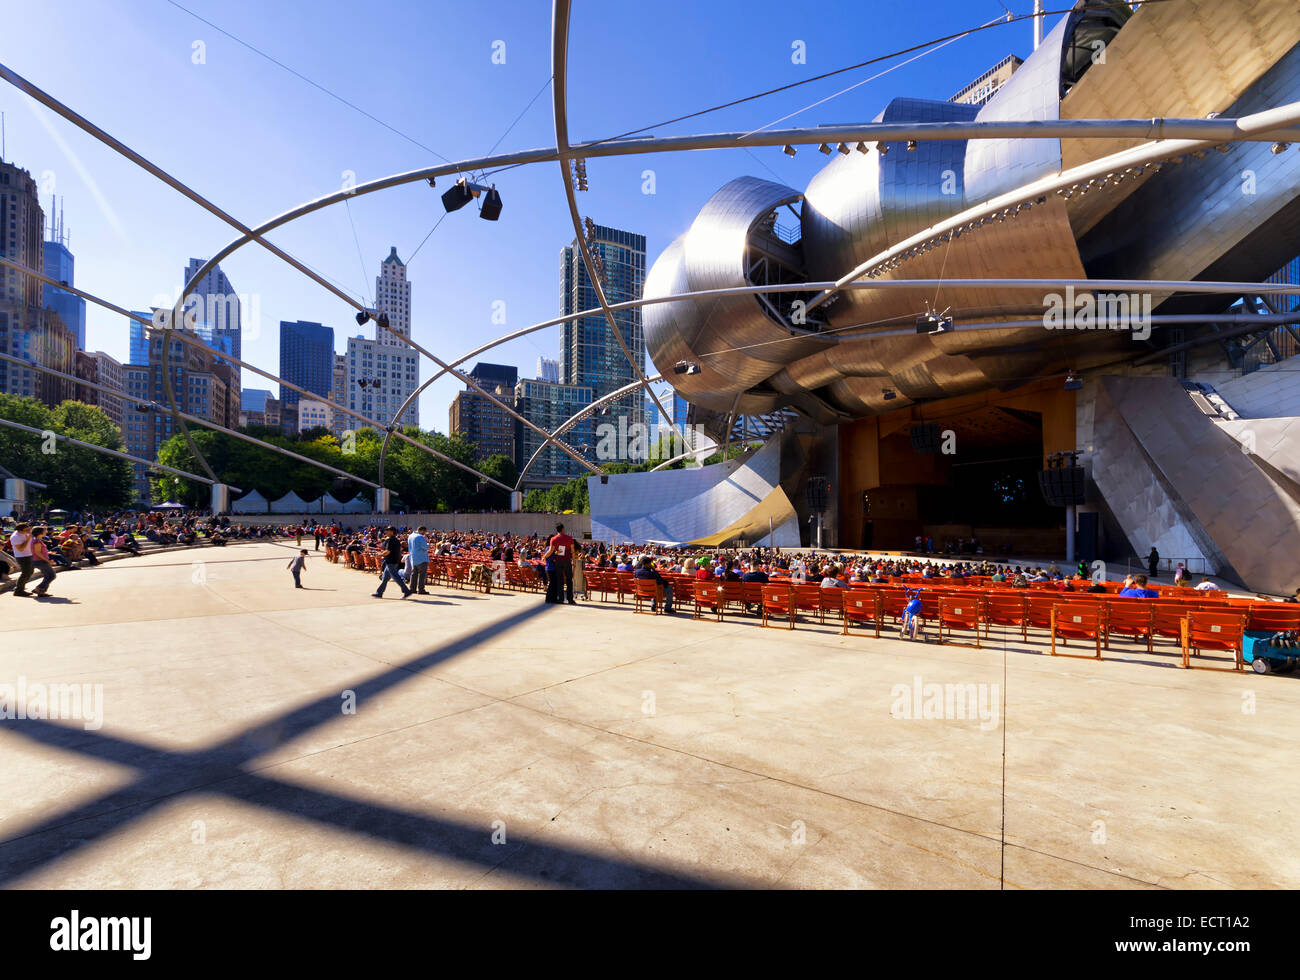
{"left": 442, "top": 180, "right": 474, "bottom": 213}
{"left": 479, "top": 187, "right": 503, "bottom": 221}
{"left": 805, "top": 476, "right": 830, "bottom": 513}
{"left": 910, "top": 422, "right": 941, "bottom": 454}
{"left": 1037, "top": 466, "right": 1086, "bottom": 507}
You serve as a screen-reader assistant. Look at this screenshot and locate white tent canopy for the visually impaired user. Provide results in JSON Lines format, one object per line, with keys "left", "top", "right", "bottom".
{"left": 340, "top": 494, "right": 371, "bottom": 514}
{"left": 269, "top": 491, "right": 310, "bottom": 514}
{"left": 231, "top": 489, "right": 268, "bottom": 514}
{"left": 320, "top": 493, "right": 346, "bottom": 514}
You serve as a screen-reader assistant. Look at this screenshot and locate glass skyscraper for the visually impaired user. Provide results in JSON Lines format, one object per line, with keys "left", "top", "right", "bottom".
{"left": 560, "top": 223, "right": 646, "bottom": 438}
{"left": 42, "top": 240, "right": 86, "bottom": 350}
{"left": 279, "top": 320, "right": 335, "bottom": 407}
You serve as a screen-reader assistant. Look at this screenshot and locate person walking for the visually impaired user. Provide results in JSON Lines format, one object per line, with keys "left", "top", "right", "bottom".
{"left": 295, "top": 525, "right": 303, "bottom": 548}
{"left": 1147, "top": 546, "right": 1160, "bottom": 578}
{"left": 8, "top": 522, "right": 36, "bottom": 598}
{"left": 407, "top": 525, "right": 430, "bottom": 594}
{"left": 288, "top": 549, "right": 307, "bottom": 588}
{"left": 26, "top": 527, "right": 58, "bottom": 598}
{"left": 372, "top": 527, "right": 411, "bottom": 599}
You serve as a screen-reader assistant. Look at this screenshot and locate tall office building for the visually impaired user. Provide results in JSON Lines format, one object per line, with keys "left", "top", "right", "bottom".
{"left": 375, "top": 247, "right": 411, "bottom": 347}
{"left": 344, "top": 249, "right": 419, "bottom": 429}
{"left": 0, "top": 160, "right": 75, "bottom": 405}
{"left": 537, "top": 356, "right": 559, "bottom": 383}
{"left": 345, "top": 334, "right": 420, "bottom": 430}
{"left": 672, "top": 391, "right": 690, "bottom": 428}
{"left": 183, "top": 258, "right": 241, "bottom": 361}
{"left": 450, "top": 363, "right": 519, "bottom": 463}
{"left": 240, "top": 388, "right": 272, "bottom": 427}
{"left": 41, "top": 199, "right": 86, "bottom": 350}
{"left": 122, "top": 325, "right": 240, "bottom": 500}
{"left": 560, "top": 222, "right": 646, "bottom": 440}
{"left": 127, "top": 310, "right": 152, "bottom": 365}
{"left": 330, "top": 353, "right": 348, "bottom": 437}
{"left": 514, "top": 377, "right": 593, "bottom": 487}
{"left": 279, "top": 320, "right": 335, "bottom": 407}
{"left": 74, "top": 350, "right": 124, "bottom": 427}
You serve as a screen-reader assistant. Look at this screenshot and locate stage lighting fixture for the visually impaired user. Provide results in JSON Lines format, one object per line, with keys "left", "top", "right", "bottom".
{"left": 1271, "top": 142, "right": 1290, "bottom": 154}
{"left": 855, "top": 141, "right": 869, "bottom": 154}
{"left": 882, "top": 388, "right": 897, "bottom": 401}
{"left": 818, "top": 143, "right": 832, "bottom": 154}
{"left": 906, "top": 140, "right": 917, "bottom": 152}
{"left": 916, "top": 313, "right": 952, "bottom": 335}
{"left": 1064, "top": 374, "right": 1083, "bottom": 391}
{"left": 673, "top": 360, "right": 701, "bottom": 376}
{"left": 355, "top": 310, "right": 371, "bottom": 326}
{"left": 783, "top": 144, "right": 796, "bottom": 156}
{"left": 442, "top": 177, "right": 475, "bottom": 212}
{"left": 479, "top": 186, "right": 503, "bottom": 221}
{"left": 875, "top": 142, "right": 889, "bottom": 154}
{"left": 836, "top": 142, "right": 850, "bottom": 155}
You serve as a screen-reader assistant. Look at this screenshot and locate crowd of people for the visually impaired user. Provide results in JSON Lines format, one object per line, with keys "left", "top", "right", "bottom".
{"left": 0, "top": 509, "right": 313, "bottom": 598}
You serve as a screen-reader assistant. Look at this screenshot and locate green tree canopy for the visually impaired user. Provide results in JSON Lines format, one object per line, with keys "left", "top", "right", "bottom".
{"left": 0, "top": 395, "right": 132, "bottom": 510}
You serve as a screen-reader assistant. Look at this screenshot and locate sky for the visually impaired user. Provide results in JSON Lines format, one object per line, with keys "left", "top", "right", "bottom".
{"left": 0, "top": 0, "right": 1059, "bottom": 429}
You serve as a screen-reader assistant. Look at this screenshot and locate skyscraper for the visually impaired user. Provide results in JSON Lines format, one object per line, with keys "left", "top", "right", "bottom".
{"left": 42, "top": 199, "right": 86, "bottom": 350}
{"left": 560, "top": 222, "right": 646, "bottom": 438}
{"left": 345, "top": 249, "right": 419, "bottom": 430}
{"left": 375, "top": 246, "right": 411, "bottom": 346}
{"left": 537, "top": 356, "right": 559, "bottom": 383}
{"left": 450, "top": 363, "right": 519, "bottom": 462}
{"left": 278, "top": 320, "right": 335, "bottom": 407}
{"left": 74, "top": 350, "right": 124, "bottom": 427}
{"left": 514, "top": 377, "right": 593, "bottom": 487}
{"left": 128, "top": 310, "right": 152, "bottom": 366}
{"left": 0, "top": 160, "right": 75, "bottom": 405}
{"left": 122, "top": 325, "right": 240, "bottom": 501}
{"left": 183, "top": 258, "right": 241, "bottom": 361}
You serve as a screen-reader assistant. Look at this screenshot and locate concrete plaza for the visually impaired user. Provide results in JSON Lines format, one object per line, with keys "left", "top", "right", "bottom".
{"left": 2, "top": 540, "right": 1297, "bottom": 889}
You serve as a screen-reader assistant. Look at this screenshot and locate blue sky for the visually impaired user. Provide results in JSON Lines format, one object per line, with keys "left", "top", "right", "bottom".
{"left": 1, "top": 0, "right": 1057, "bottom": 427}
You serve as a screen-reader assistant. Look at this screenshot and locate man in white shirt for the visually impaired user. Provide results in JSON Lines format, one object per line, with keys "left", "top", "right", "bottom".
{"left": 9, "top": 522, "right": 35, "bottom": 597}
{"left": 1194, "top": 577, "right": 1218, "bottom": 591}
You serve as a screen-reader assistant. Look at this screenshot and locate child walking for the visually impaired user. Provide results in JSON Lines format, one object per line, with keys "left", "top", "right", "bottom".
{"left": 288, "top": 549, "right": 307, "bottom": 589}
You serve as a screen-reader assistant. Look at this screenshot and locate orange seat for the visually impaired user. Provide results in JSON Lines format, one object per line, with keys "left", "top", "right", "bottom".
{"left": 1246, "top": 604, "right": 1300, "bottom": 634}
{"left": 1181, "top": 611, "right": 1246, "bottom": 670}
{"left": 938, "top": 596, "right": 982, "bottom": 648}
{"left": 983, "top": 594, "right": 1027, "bottom": 641}
{"left": 761, "top": 584, "right": 795, "bottom": 629}
{"left": 693, "top": 581, "right": 724, "bottom": 621}
{"left": 1051, "top": 603, "right": 1103, "bottom": 659}
{"left": 1103, "top": 602, "right": 1153, "bottom": 652}
{"left": 842, "top": 590, "right": 882, "bottom": 637}
{"left": 819, "top": 587, "right": 848, "bottom": 625}
{"left": 791, "top": 585, "right": 826, "bottom": 624}
{"left": 632, "top": 578, "right": 663, "bottom": 615}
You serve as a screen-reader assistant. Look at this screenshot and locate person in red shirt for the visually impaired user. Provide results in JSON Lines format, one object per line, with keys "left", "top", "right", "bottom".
{"left": 542, "top": 522, "right": 576, "bottom": 604}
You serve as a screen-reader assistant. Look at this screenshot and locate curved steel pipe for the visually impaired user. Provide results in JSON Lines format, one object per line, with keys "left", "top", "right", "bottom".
{"left": 0, "top": 416, "right": 220, "bottom": 488}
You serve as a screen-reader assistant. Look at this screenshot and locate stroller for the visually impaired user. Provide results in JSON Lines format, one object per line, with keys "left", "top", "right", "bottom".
{"left": 900, "top": 587, "right": 925, "bottom": 640}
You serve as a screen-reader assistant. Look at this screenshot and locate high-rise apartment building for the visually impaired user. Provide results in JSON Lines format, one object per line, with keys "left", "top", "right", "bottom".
{"left": 514, "top": 377, "right": 593, "bottom": 487}
{"left": 450, "top": 362, "right": 519, "bottom": 463}
{"left": 536, "top": 356, "right": 559, "bottom": 383}
{"left": 560, "top": 222, "right": 646, "bottom": 441}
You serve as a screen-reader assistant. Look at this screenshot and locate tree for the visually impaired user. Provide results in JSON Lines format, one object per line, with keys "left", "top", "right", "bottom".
{"left": 0, "top": 395, "right": 132, "bottom": 510}
{"left": 478, "top": 453, "right": 518, "bottom": 510}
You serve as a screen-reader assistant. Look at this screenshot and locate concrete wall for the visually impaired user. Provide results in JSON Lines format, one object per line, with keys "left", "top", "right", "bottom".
{"left": 228, "top": 512, "right": 592, "bottom": 537}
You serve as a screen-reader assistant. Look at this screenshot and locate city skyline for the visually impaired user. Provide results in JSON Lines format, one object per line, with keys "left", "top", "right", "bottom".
{"left": 0, "top": 0, "right": 1070, "bottom": 434}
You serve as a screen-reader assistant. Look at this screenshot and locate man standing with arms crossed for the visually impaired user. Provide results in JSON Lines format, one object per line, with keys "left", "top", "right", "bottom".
{"left": 542, "top": 522, "right": 576, "bottom": 605}
{"left": 407, "top": 525, "right": 430, "bottom": 595}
